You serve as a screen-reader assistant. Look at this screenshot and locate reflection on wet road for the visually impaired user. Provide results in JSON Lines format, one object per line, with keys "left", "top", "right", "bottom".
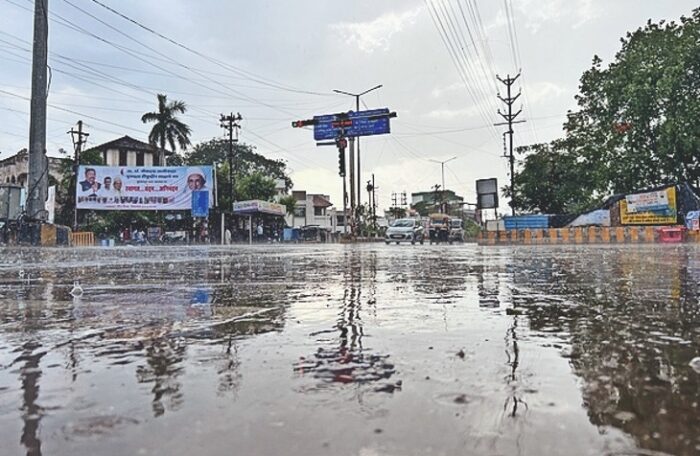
{"left": 0, "top": 244, "right": 699, "bottom": 455}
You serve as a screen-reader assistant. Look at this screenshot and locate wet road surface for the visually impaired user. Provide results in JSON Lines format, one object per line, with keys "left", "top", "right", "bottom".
{"left": 0, "top": 244, "right": 699, "bottom": 455}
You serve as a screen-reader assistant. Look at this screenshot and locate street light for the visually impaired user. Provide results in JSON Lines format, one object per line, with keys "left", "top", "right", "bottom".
{"left": 429, "top": 157, "right": 457, "bottom": 214}
{"left": 332, "top": 84, "right": 383, "bottom": 211}
{"left": 429, "top": 156, "right": 457, "bottom": 192}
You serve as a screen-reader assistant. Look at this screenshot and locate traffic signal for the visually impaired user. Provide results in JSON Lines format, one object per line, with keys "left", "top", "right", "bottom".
{"left": 338, "top": 149, "right": 346, "bottom": 177}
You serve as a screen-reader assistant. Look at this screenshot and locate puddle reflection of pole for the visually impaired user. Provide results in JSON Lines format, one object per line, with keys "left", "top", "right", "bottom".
{"left": 19, "top": 343, "right": 44, "bottom": 456}
{"left": 504, "top": 316, "right": 526, "bottom": 418}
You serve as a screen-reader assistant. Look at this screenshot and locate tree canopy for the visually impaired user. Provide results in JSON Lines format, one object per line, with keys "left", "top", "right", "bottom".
{"left": 181, "top": 138, "right": 292, "bottom": 208}
{"left": 514, "top": 8, "right": 700, "bottom": 214}
{"left": 142, "top": 94, "right": 192, "bottom": 164}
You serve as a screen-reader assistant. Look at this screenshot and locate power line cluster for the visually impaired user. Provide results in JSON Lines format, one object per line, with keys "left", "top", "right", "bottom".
{"left": 424, "top": 0, "right": 502, "bottom": 141}
{"left": 0, "top": 0, "right": 353, "bottom": 172}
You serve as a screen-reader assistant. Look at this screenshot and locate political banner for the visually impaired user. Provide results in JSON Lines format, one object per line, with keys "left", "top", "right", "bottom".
{"left": 620, "top": 187, "right": 677, "bottom": 225}
{"left": 76, "top": 165, "right": 214, "bottom": 211}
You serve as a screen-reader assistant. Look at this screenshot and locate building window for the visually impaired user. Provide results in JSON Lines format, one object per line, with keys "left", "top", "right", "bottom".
{"left": 119, "top": 150, "right": 128, "bottom": 166}
{"left": 153, "top": 153, "right": 160, "bottom": 166}
{"left": 293, "top": 206, "right": 306, "bottom": 218}
{"left": 314, "top": 207, "right": 325, "bottom": 216}
{"left": 136, "top": 152, "right": 144, "bottom": 166}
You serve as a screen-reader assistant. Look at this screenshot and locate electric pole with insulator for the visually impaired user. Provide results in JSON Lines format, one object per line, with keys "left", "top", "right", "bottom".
{"left": 220, "top": 113, "right": 242, "bottom": 206}
{"left": 495, "top": 72, "right": 526, "bottom": 216}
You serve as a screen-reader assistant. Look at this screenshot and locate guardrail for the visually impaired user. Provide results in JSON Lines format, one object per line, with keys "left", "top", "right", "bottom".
{"left": 477, "top": 226, "right": 662, "bottom": 245}
{"left": 71, "top": 231, "right": 95, "bottom": 247}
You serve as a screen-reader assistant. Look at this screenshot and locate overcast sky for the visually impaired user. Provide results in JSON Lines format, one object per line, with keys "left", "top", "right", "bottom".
{"left": 0, "top": 0, "right": 696, "bottom": 211}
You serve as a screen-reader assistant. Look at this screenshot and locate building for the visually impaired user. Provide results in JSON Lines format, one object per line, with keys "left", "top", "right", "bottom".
{"left": 83, "top": 136, "right": 170, "bottom": 167}
{"left": 0, "top": 149, "right": 68, "bottom": 187}
{"left": 287, "top": 190, "right": 339, "bottom": 230}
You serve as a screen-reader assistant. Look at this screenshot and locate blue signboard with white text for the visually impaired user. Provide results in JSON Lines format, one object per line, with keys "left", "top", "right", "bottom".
{"left": 191, "top": 190, "right": 209, "bottom": 218}
{"left": 313, "top": 108, "right": 391, "bottom": 141}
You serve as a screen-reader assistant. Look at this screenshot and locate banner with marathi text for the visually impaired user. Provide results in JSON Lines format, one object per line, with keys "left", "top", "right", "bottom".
{"left": 620, "top": 187, "right": 677, "bottom": 225}
{"left": 76, "top": 165, "right": 214, "bottom": 211}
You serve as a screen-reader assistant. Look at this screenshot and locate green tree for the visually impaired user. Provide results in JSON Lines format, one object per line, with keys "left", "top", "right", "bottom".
{"left": 141, "top": 94, "right": 192, "bottom": 165}
{"left": 510, "top": 141, "right": 596, "bottom": 214}
{"left": 184, "top": 138, "right": 292, "bottom": 208}
{"left": 278, "top": 195, "right": 297, "bottom": 215}
{"left": 234, "top": 171, "right": 276, "bottom": 202}
{"left": 514, "top": 8, "right": 700, "bottom": 212}
{"left": 564, "top": 9, "right": 700, "bottom": 195}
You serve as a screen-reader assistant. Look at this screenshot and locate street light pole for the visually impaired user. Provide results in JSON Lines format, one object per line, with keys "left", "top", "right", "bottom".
{"left": 429, "top": 157, "right": 457, "bottom": 213}
{"left": 333, "top": 84, "right": 382, "bottom": 228}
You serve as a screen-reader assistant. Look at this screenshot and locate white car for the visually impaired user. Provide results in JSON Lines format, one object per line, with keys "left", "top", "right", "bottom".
{"left": 385, "top": 218, "right": 424, "bottom": 245}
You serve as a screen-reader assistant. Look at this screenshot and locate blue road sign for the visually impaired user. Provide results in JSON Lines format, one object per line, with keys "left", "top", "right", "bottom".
{"left": 191, "top": 190, "right": 209, "bottom": 218}
{"left": 314, "top": 108, "right": 391, "bottom": 141}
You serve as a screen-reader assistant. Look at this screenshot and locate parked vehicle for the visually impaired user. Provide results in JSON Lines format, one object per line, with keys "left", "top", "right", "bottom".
{"left": 385, "top": 218, "right": 424, "bottom": 245}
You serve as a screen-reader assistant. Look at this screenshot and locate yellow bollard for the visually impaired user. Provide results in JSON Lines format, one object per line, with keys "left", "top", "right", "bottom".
{"left": 615, "top": 227, "right": 625, "bottom": 243}
{"left": 548, "top": 228, "right": 558, "bottom": 244}
{"left": 524, "top": 230, "right": 532, "bottom": 245}
{"left": 600, "top": 227, "right": 610, "bottom": 243}
{"left": 574, "top": 228, "right": 583, "bottom": 244}
{"left": 561, "top": 229, "right": 570, "bottom": 243}
{"left": 534, "top": 229, "right": 544, "bottom": 244}
{"left": 587, "top": 226, "right": 597, "bottom": 244}
{"left": 630, "top": 227, "right": 639, "bottom": 242}
{"left": 510, "top": 229, "right": 519, "bottom": 244}
{"left": 644, "top": 226, "right": 654, "bottom": 243}
{"left": 487, "top": 231, "right": 496, "bottom": 245}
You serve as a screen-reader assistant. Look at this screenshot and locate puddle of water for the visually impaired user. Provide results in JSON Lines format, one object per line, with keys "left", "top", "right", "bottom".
{"left": 0, "top": 244, "right": 698, "bottom": 455}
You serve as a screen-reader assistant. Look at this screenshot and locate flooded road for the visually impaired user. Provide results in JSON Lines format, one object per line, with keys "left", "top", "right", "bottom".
{"left": 1, "top": 244, "right": 699, "bottom": 455}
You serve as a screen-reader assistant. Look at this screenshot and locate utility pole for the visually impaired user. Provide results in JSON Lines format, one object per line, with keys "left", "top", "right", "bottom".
{"left": 348, "top": 134, "right": 355, "bottom": 232}
{"left": 68, "top": 120, "right": 88, "bottom": 230}
{"left": 372, "top": 174, "right": 377, "bottom": 232}
{"left": 220, "top": 113, "right": 242, "bottom": 206}
{"left": 495, "top": 73, "right": 526, "bottom": 216}
{"left": 333, "top": 85, "right": 383, "bottom": 225}
{"left": 27, "top": 0, "right": 49, "bottom": 221}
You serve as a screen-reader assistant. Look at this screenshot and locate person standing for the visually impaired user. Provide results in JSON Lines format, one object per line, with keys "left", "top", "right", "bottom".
{"left": 256, "top": 223, "right": 264, "bottom": 243}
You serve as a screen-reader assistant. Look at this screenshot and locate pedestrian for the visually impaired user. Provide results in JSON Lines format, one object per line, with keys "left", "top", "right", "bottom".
{"left": 225, "top": 228, "right": 232, "bottom": 245}
{"left": 256, "top": 223, "right": 264, "bottom": 242}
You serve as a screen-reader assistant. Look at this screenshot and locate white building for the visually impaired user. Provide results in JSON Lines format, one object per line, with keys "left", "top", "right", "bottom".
{"left": 84, "top": 136, "right": 170, "bottom": 167}
{"left": 286, "top": 190, "right": 338, "bottom": 229}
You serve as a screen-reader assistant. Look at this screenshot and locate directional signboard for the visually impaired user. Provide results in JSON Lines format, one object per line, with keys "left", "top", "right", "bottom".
{"left": 313, "top": 108, "right": 391, "bottom": 141}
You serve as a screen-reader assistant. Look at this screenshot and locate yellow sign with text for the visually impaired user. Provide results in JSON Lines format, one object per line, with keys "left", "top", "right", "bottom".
{"left": 620, "top": 187, "right": 677, "bottom": 225}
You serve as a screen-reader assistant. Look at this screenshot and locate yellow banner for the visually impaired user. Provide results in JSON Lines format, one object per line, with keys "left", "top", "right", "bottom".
{"left": 620, "top": 187, "right": 677, "bottom": 225}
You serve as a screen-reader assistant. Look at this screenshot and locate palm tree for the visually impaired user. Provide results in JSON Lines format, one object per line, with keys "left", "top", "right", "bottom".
{"left": 141, "top": 94, "right": 191, "bottom": 165}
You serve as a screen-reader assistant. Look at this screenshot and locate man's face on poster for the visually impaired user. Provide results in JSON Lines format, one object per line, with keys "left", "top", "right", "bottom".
{"left": 188, "top": 174, "right": 204, "bottom": 190}
{"left": 85, "top": 169, "right": 96, "bottom": 184}
{"left": 104, "top": 177, "right": 111, "bottom": 190}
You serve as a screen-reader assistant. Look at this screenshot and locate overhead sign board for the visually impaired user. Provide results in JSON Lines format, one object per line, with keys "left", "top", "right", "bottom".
{"left": 76, "top": 165, "right": 213, "bottom": 211}
{"left": 313, "top": 109, "right": 391, "bottom": 141}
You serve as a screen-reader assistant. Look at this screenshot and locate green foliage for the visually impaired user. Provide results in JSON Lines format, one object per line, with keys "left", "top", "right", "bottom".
{"left": 141, "top": 93, "right": 192, "bottom": 161}
{"left": 184, "top": 138, "right": 292, "bottom": 208}
{"left": 511, "top": 142, "right": 597, "bottom": 214}
{"left": 514, "top": 8, "right": 700, "bottom": 213}
{"left": 234, "top": 171, "right": 277, "bottom": 202}
{"left": 278, "top": 195, "right": 297, "bottom": 215}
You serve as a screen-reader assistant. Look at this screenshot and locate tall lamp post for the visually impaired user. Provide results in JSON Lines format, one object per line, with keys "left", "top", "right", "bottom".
{"left": 429, "top": 156, "right": 457, "bottom": 213}
{"left": 332, "top": 84, "right": 383, "bottom": 227}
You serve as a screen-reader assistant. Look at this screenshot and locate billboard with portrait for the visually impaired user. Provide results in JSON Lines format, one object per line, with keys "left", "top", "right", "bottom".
{"left": 76, "top": 165, "right": 214, "bottom": 211}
